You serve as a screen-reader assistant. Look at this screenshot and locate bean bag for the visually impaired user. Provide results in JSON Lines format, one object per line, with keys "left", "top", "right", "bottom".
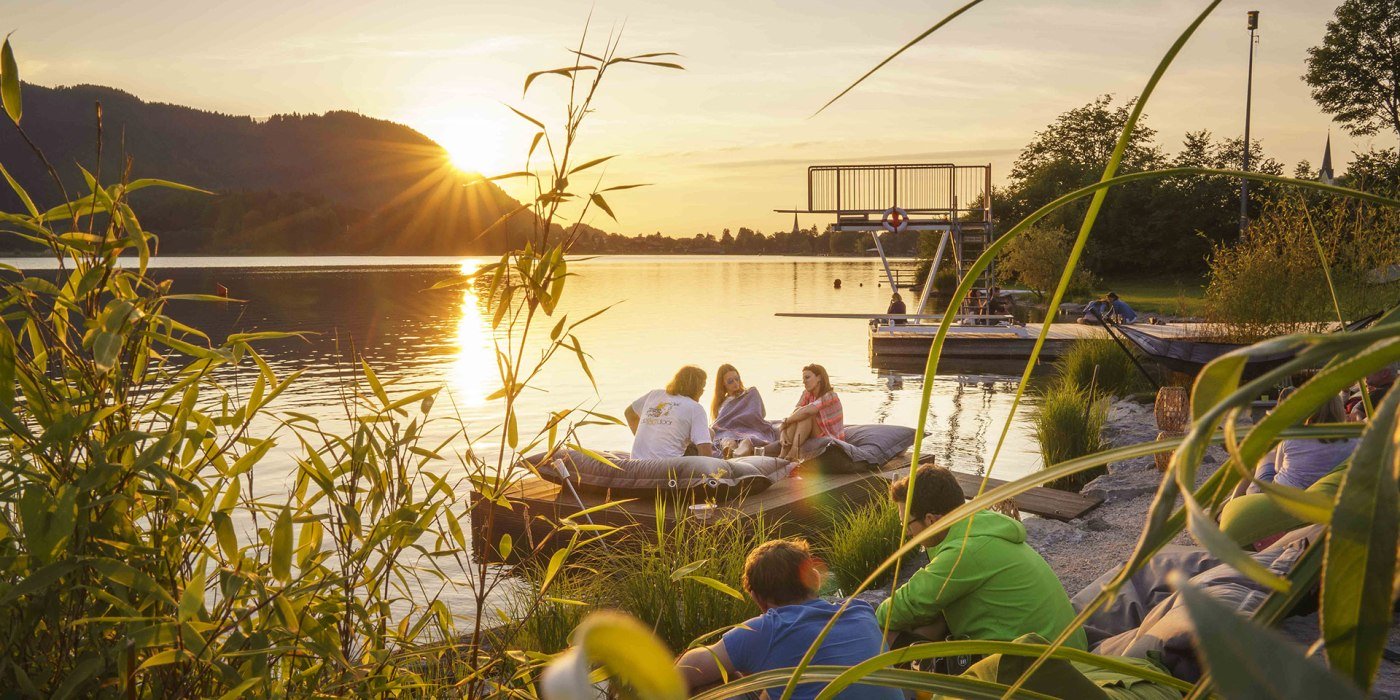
{"left": 527, "top": 449, "right": 794, "bottom": 502}
{"left": 1219, "top": 464, "right": 1346, "bottom": 547}
{"left": 1086, "top": 526, "right": 1320, "bottom": 681}
{"left": 793, "top": 424, "right": 917, "bottom": 474}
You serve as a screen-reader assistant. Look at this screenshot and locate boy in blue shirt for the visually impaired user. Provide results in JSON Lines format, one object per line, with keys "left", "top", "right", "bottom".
{"left": 675, "top": 539, "right": 900, "bottom": 699}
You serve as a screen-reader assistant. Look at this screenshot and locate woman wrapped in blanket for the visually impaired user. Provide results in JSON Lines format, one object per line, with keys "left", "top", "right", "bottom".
{"left": 709, "top": 364, "right": 780, "bottom": 458}
{"left": 778, "top": 364, "right": 844, "bottom": 462}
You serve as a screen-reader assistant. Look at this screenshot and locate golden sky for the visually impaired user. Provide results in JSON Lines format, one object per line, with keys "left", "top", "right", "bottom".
{"left": 7, "top": 0, "right": 1394, "bottom": 236}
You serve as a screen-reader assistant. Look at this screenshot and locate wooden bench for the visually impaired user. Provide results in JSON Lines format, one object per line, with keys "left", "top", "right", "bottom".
{"left": 469, "top": 453, "right": 1102, "bottom": 562}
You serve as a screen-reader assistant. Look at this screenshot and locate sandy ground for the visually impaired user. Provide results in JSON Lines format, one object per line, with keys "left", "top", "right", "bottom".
{"left": 857, "top": 399, "right": 1399, "bottom": 697}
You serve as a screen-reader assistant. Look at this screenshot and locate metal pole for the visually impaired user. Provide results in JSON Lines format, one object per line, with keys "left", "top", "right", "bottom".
{"left": 1239, "top": 11, "right": 1258, "bottom": 235}
{"left": 870, "top": 231, "right": 899, "bottom": 291}
{"left": 915, "top": 231, "right": 950, "bottom": 317}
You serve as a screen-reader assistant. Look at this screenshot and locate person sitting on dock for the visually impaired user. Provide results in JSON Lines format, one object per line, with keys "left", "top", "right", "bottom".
{"left": 778, "top": 364, "right": 844, "bottom": 462}
{"left": 886, "top": 293, "right": 907, "bottom": 325}
{"left": 1077, "top": 292, "right": 1137, "bottom": 325}
{"left": 675, "top": 539, "right": 901, "bottom": 700}
{"left": 625, "top": 365, "right": 714, "bottom": 459}
{"left": 710, "top": 363, "right": 779, "bottom": 457}
{"left": 876, "top": 465, "right": 1087, "bottom": 652}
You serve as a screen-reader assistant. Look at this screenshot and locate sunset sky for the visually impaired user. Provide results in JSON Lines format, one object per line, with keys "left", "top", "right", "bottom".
{"left": 8, "top": 0, "right": 1396, "bottom": 236}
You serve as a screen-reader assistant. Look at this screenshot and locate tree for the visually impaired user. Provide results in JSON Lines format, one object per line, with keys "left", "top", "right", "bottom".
{"left": 1304, "top": 0, "right": 1400, "bottom": 138}
{"left": 995, "top": 224, "right": 1094, "bottom": 301}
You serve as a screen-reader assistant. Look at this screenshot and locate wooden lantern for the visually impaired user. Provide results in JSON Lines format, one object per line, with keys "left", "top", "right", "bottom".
{"left": 1155, "top": 386, "right": 1190, "bottom": 432}
{"left": 1154, "top": 430, "right": 1184, "bottom": 472}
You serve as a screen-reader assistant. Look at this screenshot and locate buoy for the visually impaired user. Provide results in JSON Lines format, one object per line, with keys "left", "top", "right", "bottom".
{"left": 834, "top": 278, "right": 842, "bottom": 289}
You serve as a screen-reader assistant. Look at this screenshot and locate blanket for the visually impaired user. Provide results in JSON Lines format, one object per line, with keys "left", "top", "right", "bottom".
{"left": 711, "top": 388, "right": 780, "bottom": 444}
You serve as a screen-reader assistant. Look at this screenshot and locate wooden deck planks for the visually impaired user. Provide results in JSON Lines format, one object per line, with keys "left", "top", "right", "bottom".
{"left": 469, "top": 454, "right": 1102, "bottom": 561}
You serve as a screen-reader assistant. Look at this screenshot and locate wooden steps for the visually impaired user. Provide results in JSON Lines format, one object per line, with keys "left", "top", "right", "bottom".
{"left": 469, "top": 453, "right": 1102, "bottom": 562}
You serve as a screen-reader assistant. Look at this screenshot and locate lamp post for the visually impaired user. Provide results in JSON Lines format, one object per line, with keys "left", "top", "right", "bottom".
{"left": 1239, "top": 10, "right": 1259, "bottom": 235}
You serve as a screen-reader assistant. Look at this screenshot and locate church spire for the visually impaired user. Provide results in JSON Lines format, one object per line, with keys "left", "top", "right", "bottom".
{"left": 1319, "top": 132, "right": 1334, "bottom": 185}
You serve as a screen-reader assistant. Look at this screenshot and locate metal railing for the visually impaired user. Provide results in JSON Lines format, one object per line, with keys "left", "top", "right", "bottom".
{"left": 807, "top": 164, "right": 992, "bottom": 220}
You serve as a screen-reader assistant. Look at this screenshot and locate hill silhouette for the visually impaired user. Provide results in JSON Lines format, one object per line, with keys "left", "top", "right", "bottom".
{"left": 0, "top": 83, "right": 539, "bottom": 254}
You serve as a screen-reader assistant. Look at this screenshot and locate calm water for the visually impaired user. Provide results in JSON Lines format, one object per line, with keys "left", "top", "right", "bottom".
{"left": 8, "top": 255, "right": 1045, "bottom": 616}
{"left": 10, "top": 255, "right": 1045, "bottom": 480}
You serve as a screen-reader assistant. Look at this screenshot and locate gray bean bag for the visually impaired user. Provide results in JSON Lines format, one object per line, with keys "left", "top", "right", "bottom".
{"left": 1076, "top": 526, "right": 1320, "bottom": 681}
{"left": 528, "top": 449, "right": 795, "bottom": 502}
{"left": 793, "top": 424, "right": 916, "bottom": 474}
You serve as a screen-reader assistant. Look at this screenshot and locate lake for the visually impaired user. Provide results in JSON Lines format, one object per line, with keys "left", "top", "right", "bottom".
{"left": 7, "top": 255, "right": 1047, "bottom": 615}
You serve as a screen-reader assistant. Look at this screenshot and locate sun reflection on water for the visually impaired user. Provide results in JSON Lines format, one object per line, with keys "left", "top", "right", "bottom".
{"left": 450, "top": 260, "right": 494, "bottom": 407}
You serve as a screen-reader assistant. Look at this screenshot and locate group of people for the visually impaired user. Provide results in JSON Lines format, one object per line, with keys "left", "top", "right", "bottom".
{"left": 624, "top": 364, "right": 846, "bottom": 463}
{"left": 676, "top": 464, "right": 1084, "bottom": 698}
{"left": 1077, "top": 292, "right": 1137, "bottom": 324}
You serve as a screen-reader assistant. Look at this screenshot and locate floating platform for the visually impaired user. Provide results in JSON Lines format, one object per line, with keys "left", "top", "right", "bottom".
{"left": 469, "top": 453, "right": 1103, "bottom": 562}
{"left": 869, "top": 322, "right": 1222, "bottom": 368}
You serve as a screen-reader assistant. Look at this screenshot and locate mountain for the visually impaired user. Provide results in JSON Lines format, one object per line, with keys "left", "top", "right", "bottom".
{"left": 0, "top": 83, "right": 537, "bottom": 254}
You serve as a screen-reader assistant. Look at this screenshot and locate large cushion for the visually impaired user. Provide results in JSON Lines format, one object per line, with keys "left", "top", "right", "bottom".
{"left": 1219, "top": 463, "right": 1346, "bottom": 546}
{"left": 1086, "top": 526, "right": 1320, "bottom": 681}
{"left": 795, "top": 424, "right": 916, "bottom": 474}
{"left": 528, "top": 449, "right": 795, "bottom": 501}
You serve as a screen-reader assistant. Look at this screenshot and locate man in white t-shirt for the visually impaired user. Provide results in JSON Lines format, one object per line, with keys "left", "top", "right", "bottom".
{"left": 625, "top": 365, "right": 714, "bottom": 459}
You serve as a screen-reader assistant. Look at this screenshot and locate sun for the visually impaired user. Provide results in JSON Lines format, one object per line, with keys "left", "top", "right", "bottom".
{"left": 424, "top": 116, "right": 520, "bottom": 178}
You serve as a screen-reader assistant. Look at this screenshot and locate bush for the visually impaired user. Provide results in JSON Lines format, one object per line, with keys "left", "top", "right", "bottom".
{"left": 1034, "top": 380, "right": 1109, "bottom": 492}
{"left": 1204, "top": 196, "right": 1400, "bottom": 341}
{"left": 1054, "top": 339, "right": 1151, "bottom": 397}
{"left": 819, "top": 492, "right": 903, "bottom": 592}
{"left": 996, "top": 224, "right": 1096, "bottom": 300}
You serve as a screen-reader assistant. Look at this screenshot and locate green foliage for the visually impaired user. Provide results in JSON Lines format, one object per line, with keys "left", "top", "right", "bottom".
{"left": 995, "top": 224, "right": 1095, "bottom": 301}
{"left": 1033, "top": 381, "right": 1108, "bottom": 492}
{"left": 1203, "top": 195, "right": 1400, "bottom": 341}
{"left": 819, "top": 493, "right": 903, "bottom": 592}
{"left": 1304, "top": 0, "right": 1400, "bottom": 139}
{"left": 1054, "top": 339, "right": 1150, "bottom": 398}
{"left": 998, "top": 96, "right": 1284, "bottom": 275}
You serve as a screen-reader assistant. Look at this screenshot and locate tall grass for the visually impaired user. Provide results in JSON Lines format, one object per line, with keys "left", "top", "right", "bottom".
{"left": 1033, "top": 380, "right": 1109, "bottom": 492}
{"left": 819, "top": 492, "right": 902, "bottom": 592}
{"left": 1054, "top": 339, "right": 1151, "bottom": 397}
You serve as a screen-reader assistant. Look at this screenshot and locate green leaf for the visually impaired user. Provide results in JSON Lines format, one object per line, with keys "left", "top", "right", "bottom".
{"left": 498, "top": 533, "right": 512, "bottom": 560}
{"left": 1321, "top": 387, "right": 1400, "bottom": 690}
{"left": 271, "top": 507, "right": 293, "bottom": 582}
{"left": 178, "top": 566, "right": 206, "bottom": 622}
{"left": 590, "top": 193, "right": 616, "bottom": 221}
{"left": 0, "top": 162, "right": 37, "bottom": 217}
{"left": 1, "top": 36, "right": 20, "bottom": 124}
{"left": 683, "top": 575, "right": 744, "bottom": 600}
{"left": 1177, "top": 574, "right": 1366, "bottom": 700}
{"left": 569, "top": 155, "right": 615, "bottom": 175}
{"left": 216, "top": 677, "right": 263, "bottom": 700}
{"left": 538, "top": 547, "right": 569, "bottom": 595}
{"left": 670, "top": 559, "right": 709, "bottom": 580}
{"left": 92, "top": 331, "right": 122, "bottom": 373}
{"left": 136, "top": 648, "right": 186, "bottom": 672}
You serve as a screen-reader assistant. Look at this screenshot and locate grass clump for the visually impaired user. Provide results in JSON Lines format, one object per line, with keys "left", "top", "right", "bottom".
{"left": 1054, "top": 339, "right": 1151, "bottom": 398}
{"left": 1034, "top": 380, "right": 1109, "bottom": 492}
{"left": 819, "top": 492, "right": 903, "bottom": 593}
{"left": 504, "top": 511, "right": 777, "bottom": 655}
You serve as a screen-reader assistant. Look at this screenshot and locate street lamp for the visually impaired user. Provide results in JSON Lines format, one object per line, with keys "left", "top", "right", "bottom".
{"left": 1239, "top": 10, "right": 1259, "bottom": 235}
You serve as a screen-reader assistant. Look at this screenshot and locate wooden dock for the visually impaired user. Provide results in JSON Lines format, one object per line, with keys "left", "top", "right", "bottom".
{"left": 869, "top": 321, "right": 1219, "bottom": 366}
{"left": 469, "top": 454, "right": 1102, "bottom": 562}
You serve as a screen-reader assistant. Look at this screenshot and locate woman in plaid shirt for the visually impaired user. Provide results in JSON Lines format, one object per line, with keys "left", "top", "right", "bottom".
{"left": 778, "top": 364, "right": 845, "bottom": 462}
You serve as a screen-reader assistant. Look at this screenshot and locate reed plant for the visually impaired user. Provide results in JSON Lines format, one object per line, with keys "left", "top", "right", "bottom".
{"left": 1033, "top": 379, "right": 1109, "bottom": 492}
{"left": 818, "top": 491, "right": 902, "bottom": 592}
{"left": 0, "top": 30, "right": 682, "bottom": 698}
{"left": 1053, "top": 338, "right": 1152, "bottom": 398}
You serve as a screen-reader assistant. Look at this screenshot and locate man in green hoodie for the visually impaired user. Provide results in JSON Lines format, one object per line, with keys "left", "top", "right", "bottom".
{"left": 876, "top": 465, "right": 1087, "bottom": 650}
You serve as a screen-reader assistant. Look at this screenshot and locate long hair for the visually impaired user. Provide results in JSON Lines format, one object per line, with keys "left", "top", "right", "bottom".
{"left": 1310, "top": 393, "right": 1347, "bottom": 443}
{"left": 666, "top": 365, "right": 707, "bottom": 402}
{"left": 711, "top": 363, "right": 739, "bottom": 418}
{"left": 802, "top": 363, "right": 833, "bottom": 397}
